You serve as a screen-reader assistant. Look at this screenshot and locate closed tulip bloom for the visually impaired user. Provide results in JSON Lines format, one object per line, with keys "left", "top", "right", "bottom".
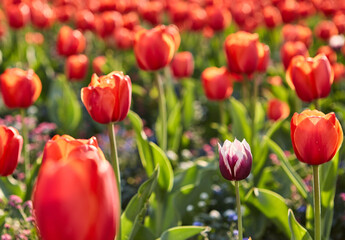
{"left": 224, "top": 31, "right": 260, "bottom": 75}
{"left": 188, "top": 7, "right": 207, "bottom": 31}
{"left": 170, "top": 51, "right": 194, "bottom": 79}
{"left": 75, "top": 9, "right": 95, "bottom": 31}
{"left": 201, "top": 67, "right": 233, "bottom": 101}
{"left": 278, "top": 0, "right": 298, "bottom": 23}
{"left": 315, "top": 20, "right": 338, "bottom": 41}
{"left": 94, "top": 11, "right": 123, "bottom": 38}
{"left": 92, "top": 56, "right": 107, "bottom": 76}
{"left": 291, "top": 110, "right": 343, "bottom": 165}
{"left": 113, "top": 27, "right": 135, "bottom": 50}
{"left": 33, "top": 135, "right": 119, "bottom": 240}
{"left": 263, "top": 5, "right": 282, "bottom": 28}
{"left": 65, "top": 54, "right": 89, "bottom": 81}
{"left": 280, "top": 41, "right": 309, "bottom": 69}
{"left": 0, "top": 126, "right": 23, "bottom": 176}
{"left": 139, "top": 1, "right": 163, "bottom": 26}
{"left": 333, "top": 13, "right": 345, "bottom": 34}
{"left": 317, "top": 46, "right": 337, "bottom": 64}
{"left": 134, "top": 25, "right": 179, "bottom": 71}
{"left": 218, "top": 139, "right": 252, "bottom": 181}
{"left": 267, "top": 99, "right": 290, "bottom": 121}
{"left": 6, "top": 2, "right": 30, "bottom": 29}
{"left": 122, "top": 12, "right": 140, "bottom": 31}
{"left": 0, "top": 68, "right": 42, "bottom": 108}
{"left": 332, "top": 63, "right": 345, "bottom": 83}
{"left": 286, "top": 54, "right": 333, "bottom": 102}
{"left": 206, "top": 5, "right": 231, "bottom": 32}
{"left": 30, "top": 0, "right": 54, "bottom": 29}
{"left": 81, "top": 71, "right": 132, "bottom": 124}
{"left": 56, "top": 26, "right": 86, "bottom": 57}
{"left": 282, "top": 24, "right": 313, "bottom": 48}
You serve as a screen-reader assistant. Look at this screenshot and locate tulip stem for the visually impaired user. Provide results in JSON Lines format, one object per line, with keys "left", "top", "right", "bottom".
{"left": 155, "top": 72, "right": 167, "bottom": 151}
{"left": 235, "top": 181, "right": 243, "bottom": 240}
{"left": 107, "top": 123, "right": 122, "bottom": 240}
{"left": 219, "top": 100, "right": 226, "bottom": 130}
{"left": 20, "top": 108, "right": 29, "bottom": 181}
{"left": 251, "top": 77, "right": 258, "bottom": 147}
{"left": 314, "top": 99, "right": 320, "bottom": 111}
{"left": 313, "top": 165, "right": 321, "bottom": 240}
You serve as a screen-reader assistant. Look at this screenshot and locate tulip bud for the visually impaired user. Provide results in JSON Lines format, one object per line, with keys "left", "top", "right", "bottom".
{"left": 315, "top": 20, "right": 338, "bottom": 41}
{"left": 218, "top": 139, "right": 252, "bottom": 181}
{"left": 30, "top": 0, "right": 54, "bottom": 29}
{"left": 286, "top": 54, "right": 334, "bottom": 102}
{"left": 92, "top": 56, "right": 107, "bottom": 76}
{"left": 206, "top": 5, "right": 231, "bottom": 32}
{"left": 332, "top": 63, "right": 345, "bottom": 83}
{"left": 65, "top": 54, "right": 89, "bottom": 81}
{"left": 291, "top": 110, "right": 343, "bottom": 165}
{"left": 139, "top": 1, "right": 163, "bottom": 26}
{"left": 75, "top": 9, "right": 95, "bottom": 32}
{"left": 0, "top": 68, "right": 42, "bottom": 108}
{"left": 56, "top": 26, "right": 86, "bottom": 57}
{"left": 0, "top": 125, "right": 23, "bottom": 176}
{"left": 201, "top": 67, "right": 233, "bottom": 101}
{"left": 280, "top": 41, "right": 309, "bottom": 69}
{"left": 113, "top": 27, "right": 135, "bottom": 50}
{"left": 282, "top": 24, "right": 313, "bottom": 48}
{"left": 6, "top": 2, "right": 30, "bottom": 29}
{"left": 263, "top": 6, "right": 282, "bottom": 28}
{"left": 317, "top": 46, "right": 337, "bottom": 64}
{"left": 94, "top": 11, "right": 123, "bottom": 39}
{"left": 81, "top": 71, "right": 132, "bottom": 124}
{"left": 267, "top": 99, "right": 290, "bottom": 121}
{"left": 134, "top": 25, "right": 179, "bottom": 71}
{"left": 170, "top": 51, "right": 194, "bottom": 79}
{"left": 257, "top": 43, "right": 270, "bottom": 72}
{"left": 33, "top": 135, "right": 119, "bottom": 240}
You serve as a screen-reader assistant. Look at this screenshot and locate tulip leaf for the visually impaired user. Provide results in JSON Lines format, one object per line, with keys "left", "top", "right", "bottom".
{"left": 167, "top": 102, "right": 182, "bottom": 152}
{"left": 229, "top": 98, "right": 251, "bottom": 143}
{"left": 320, "top": 152, "right": 339, "bottom": 239}
{"left": 181, "top": 79, "right": 195, "bottom": 128}
{"left": 47, "top": 75, "right": 81, "bottom": 134}
{"left": 121, "top": 168, "right": 159, "bottom": 240}
{"left": 288, "top": 209, "right": 312, "bottom": 240}
{"left": 128, "top": 111, "right": 173, "bottom": 192}
{"left": 157, "top": 226, "right": 208, "bottom": 240}
{"left": 245, "top": 188, "right": 290, "bottom": 237}
{"left": 0, "top": 176, "right": 24, "bottom": 199}
{"left": 267, "top": 138, "right": 310, "bottom": 203}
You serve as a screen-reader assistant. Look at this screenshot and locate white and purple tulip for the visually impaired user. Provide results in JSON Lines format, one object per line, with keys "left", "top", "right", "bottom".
{"left": 218, "top": 139, "right": 252, "bottom": 181}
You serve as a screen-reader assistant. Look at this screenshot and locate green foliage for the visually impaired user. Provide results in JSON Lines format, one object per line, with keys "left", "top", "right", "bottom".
{"left": 288, "top": 209, "right": 312, "bottom": 240}
{"left": 158, "top": 226, "right": 208, "bottom": 240}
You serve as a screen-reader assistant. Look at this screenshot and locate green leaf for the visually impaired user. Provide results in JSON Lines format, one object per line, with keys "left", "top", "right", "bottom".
{"left": 181, "top": 79, "right": 195, "bottom": 128}
{"left": 167, "top": 102, "right": 182, "bottom": 152}
{"left": 47, "top": 75, "right": 81, "bottom": 134}
{"left": 320, "top": 152, "right": 339, "bottom": 239}
{"left": 229, "top": 98, "right": 251, "bottom": 143}
{"left": 128, "top": 111, "right": 174, "bottom": 192}
{"left": 254, "top": 101, "right": 265, "bottom": 132}
{"left": 288, "top": 209, "right": 312, "bottom": 240}
{"left": 0, "top": 176, "right": 24, "bottom": 199}
{"left": 122, "top": 169, "right": 159, "bottom": 240}
{"left": 245, "top": 188, "right": 290, "bottom": 237}
{"left": 158, "top": 226, "right": 208, "bottom": 240}
{"left": 267, "top": 138, "right": 310, "bottom": 202}
{"left": 133, "top": 226, "right": 156, "bottom": 240}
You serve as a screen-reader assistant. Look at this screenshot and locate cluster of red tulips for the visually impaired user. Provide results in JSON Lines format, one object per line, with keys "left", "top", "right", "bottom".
{"left": 1, "top": 0, "right": 345, "bottom": 239}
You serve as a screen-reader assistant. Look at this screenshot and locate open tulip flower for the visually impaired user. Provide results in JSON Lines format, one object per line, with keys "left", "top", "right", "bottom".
{"left": 218, "top": 139, "right": 252, "bottom": 181}
{"left": 291, "top": 109, "right": 343, "bottom": 165}
{"left": 0, "top": 125, "right": 23, "bottom": 176}
{"left": 81, "top": 71, "right": 132, "bottom": 124}
{"left": 33, "top": 135, "right": 119, "bottom": 240}
{"left": 286, "top": 54, "right": 334, "bottom": 102}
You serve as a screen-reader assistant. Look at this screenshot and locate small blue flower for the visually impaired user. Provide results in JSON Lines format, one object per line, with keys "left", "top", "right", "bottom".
{"left": 192, "top": 221, "right": 203, "bottom": 226}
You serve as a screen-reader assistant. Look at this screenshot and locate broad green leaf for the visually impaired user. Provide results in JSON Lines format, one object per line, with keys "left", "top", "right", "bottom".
{"left": 254, "top": 101, "right": 265, "bottom": 133}
{"left": 267, "top": 138, "right": 309, "bottom": 202}
{"left": 0, "top": 176, "right": 24, "bottom": 199}
{"left": 229, "top": 98, "right": 251, "bottom": 143}
{"left": 320, "top": 152, "right": 339, "bottom": 239}
{"left": 245, "top": 188, "right": 290, "bottom": 237}
{"left": 133, "top": 226, "right": 156, "bottom": 240}
{"left": 244, "top": 206, "right": 267, "bottom": 239}
{"left": 158, "top": 226, "right": 208, "bottom": 240}
{"left": 47, "top": 75, "right": 81, "bottom": 134}
{"left": 128, "top": 111, "right": 173, "bottom": 192}
{"left": 288, "top": 209, "right": 312, "bottom": 240}
{"left": 122, "top": 169, "right": 159, "bottom": 240}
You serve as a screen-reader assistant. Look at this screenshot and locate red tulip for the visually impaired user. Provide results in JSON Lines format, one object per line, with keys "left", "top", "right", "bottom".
{"left": 0, "top": 68, "right": 42, "bottom": 108}
{"left": 168, "top": 1, "right": 189, "bottom": 26}
{"left": 278, "top": 0, "right": 298, "bottom": 23}
{"left": 267, "top": 99, "right": 290, "bottom": 121}
{"left": 113, "top": 27, "right": 135, "bottom": 50}
{"left": 65, "top": 54, "right": 89, "bottom": 81}
{"left": 291, "top": 110, "right": 343, "bottom": 165}
{"left": 81, "top": 71, "right": 132, "bottom": 124}
{"left": 257, "top": 43, "right": 270, "bottom": 72}
{"left": 6, "top": 2, "right": 30, "bottom": 29}
{"left": 30, "top": 0, "right": 54, "bottom": 29}
{"left": 53, "top": 4, "right": 75, "bottom": 23}
{"left": 206, "top": 5, "right": 231, "bottom": 32}
{"left": 170, "top": 51, "right": 194, "bottom": 79}
{"left": 95, "top": 11, "right": 123, "bottom": 38}
{"left": 332, "top": 63, "right": 345, "bottom": 83}
{"left": 134, "top": 25, "right": 179, "bottom": 71}
{"left": 33, "top": 135, "right": 119, "bottom": 240}
{"left": 224, "top": 31, "right": 260, "bottom": 75}
{"left": 25, "top": 32, "right": 44, "bottom": 45}
{"left": 263, "top": 5, "right": 282, "bottom": 28}
{"left": 333, "top": 12, "right": 345, "bottom": 34}
{"left": 280, "top": 41, "right": 309, "bottom": 69}
{"left": 0, "top": 125, "right": 23, "bottom": 176}
{"left": 201, "top": 66, "right": 233, "bottom": 101}
{"left": 139, "top": 1, "right": 163, "bottom": 26}
{"left": 187, "top": 7, "right": 207, "bottom": 31}
{"left": 286, "top": 54, "right": 334, "bottom": 102}
{"left": 56, "top": 26, "right": 86, "bottom": 57}
{"left": 282, "top": 24, "right": 313, "bottom": 48}
{"left": 317, "top": 46, "right": 337, "bottom": 65}
{"left": 75, "top": 9, "right": 95, "bottom": 31}
{"left": 92, "top": 56, "right": 107, "bottom": 76}
{"left": 122, "top": 12, "right": 140, "bottom": 31}
{"left": 315, "top": 20, "right": 338, "bottom": 41}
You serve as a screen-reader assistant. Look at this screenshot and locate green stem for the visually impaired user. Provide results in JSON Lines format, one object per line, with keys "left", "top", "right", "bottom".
{"left": 313, "top": 165, "right": 321, "bottom": 240}
{"left": 241, "top": 80, "right": 248, "bottom": 107}
{"left": 155, "top": 72, "right": 167, "bottom": 151}
{"left": 156, "top": 196, "right": 164, "bottom": 236}
{"left": 219, "top": 100, "right": 226, "bottom": 129}
{"left": 251, "top": 77, "right": 258, "bottom": 147}
{"left": 107, "top": 123, "right": 122, "bottom": 240}
{"left": 314, "top": 99, "right": 320, "bottom": 111}
{"left": 20, "top": 108, "right": 29, "bottom": 180}
{"left": 235, "top": 181, "right": 243, "bottom": 240}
